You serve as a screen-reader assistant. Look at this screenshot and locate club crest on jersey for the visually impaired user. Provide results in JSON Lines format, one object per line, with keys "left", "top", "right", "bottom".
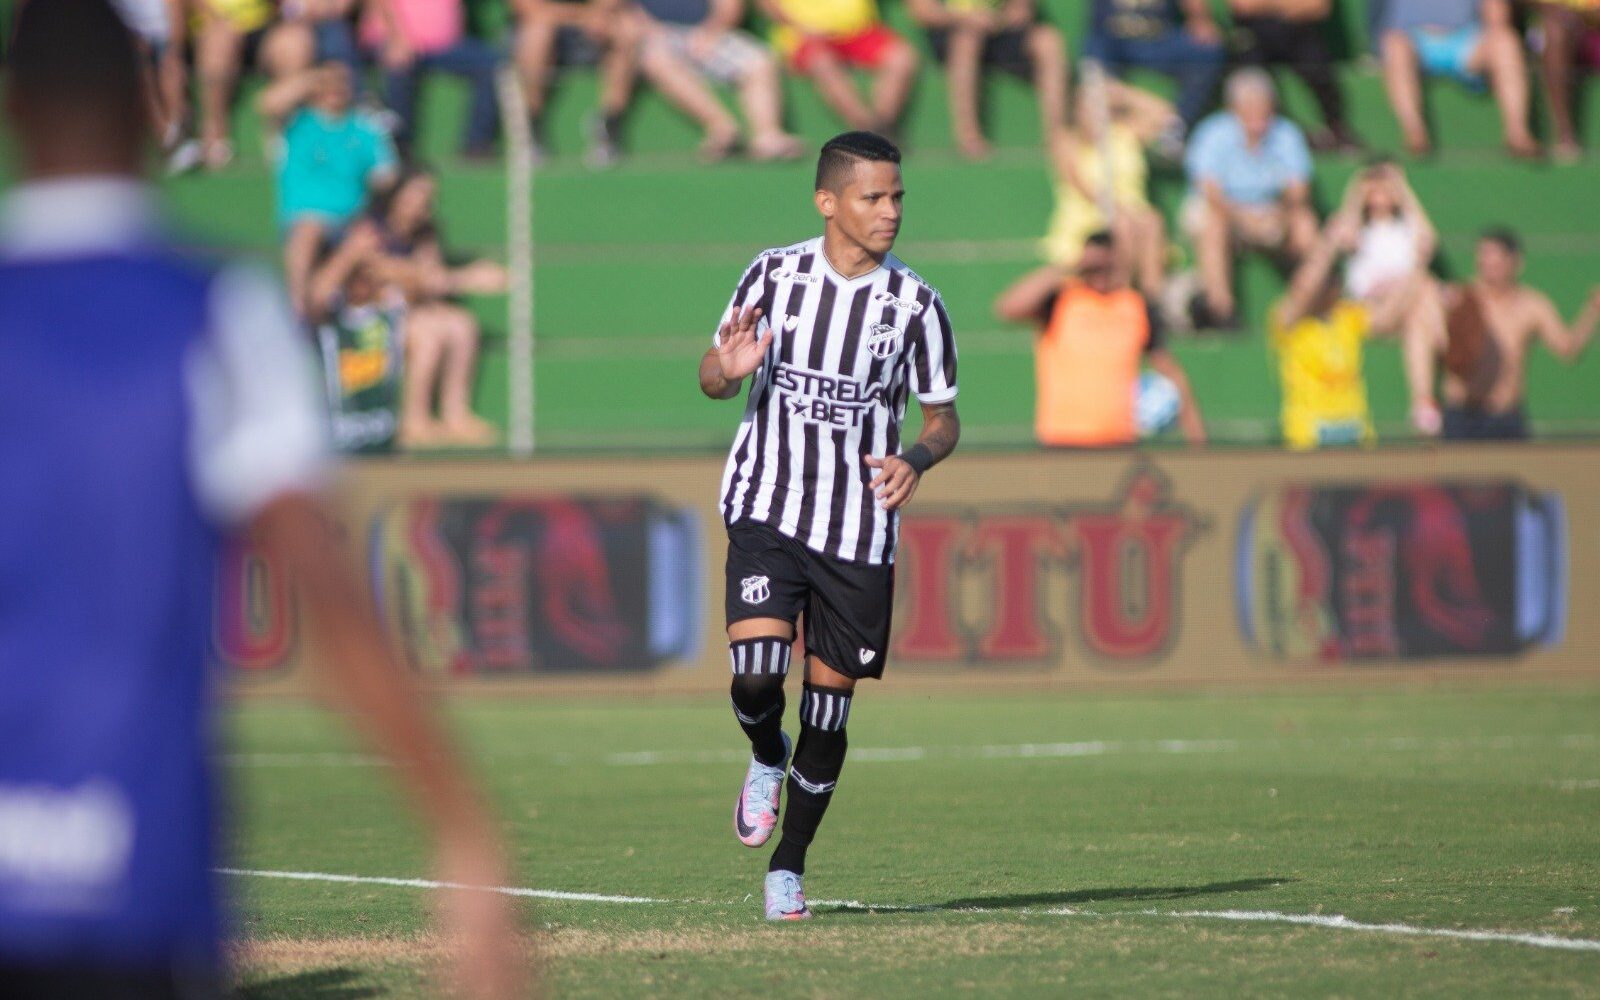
{"left": 740, "top": 575, "right": 771, "bottom": 605}
{"left": 771, "top": 268, "right": 821, "bottom": 286}
{"left": 874, "top": 291, "right": 923, "bottom": 314}
{"left": 866, "top": 323, "right": 901, "bottom": 360}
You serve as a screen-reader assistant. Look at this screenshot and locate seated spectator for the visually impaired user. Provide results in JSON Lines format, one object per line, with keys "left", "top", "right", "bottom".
{"left": 259, "top": 62, "right": 399, "bottom": 315}
{"left": 513, "top": 0, "right": 643, "bottom": 167}
{"left": 111, "top": 0, "right": 196, "bottom": 170}
{"left": 371, "top": 168, "right": 506, "bottom": 447}
{"left": 1081, "top": 0, "right": 1225, "bottom": 152}
{"left": 1409, "top": 228, "right": 1600, "bottom": 440}
{"left": 634, "top": 0, "right": 804, "bottom": 161}
{"left": 1375, "top": 0, "right": 1538, "bottom": 158}
{"left": 296, "top": 0, "right": 364, "bottom": 81}
{"left": 1535, "top": 0, "right": 1600, "bottom": 162}
{"left": 193, "top": 0, "right": 316, "bottom": 169}
{"left": 757, "top": 0, "right": 919, "bottom": 136}
{"left": 1041, "top": 81, "right": 1175, "bottom": 295}
{"left": 306, "top": 222, "right": 409, "bottom": 454}
{"left": 1182, "top": 68, "right": 1317, "bottom": 328}
{"left": 1270, "top": 206, "right": 1443, "bottom": 450}
{"left": 1338, "top": 160, "right": 1438, "bottom": 309}
{"left": 1229, "top": 0, "right": 1362, "bottom": 153}
{"left": 906, "top": 0, "right": 1070, "bottom": 160}
{"left": 362, "top": 0, "right": 501, "bottom": 159}
{"left": 994, "top": 231, "right": 1205, "bottom": 448}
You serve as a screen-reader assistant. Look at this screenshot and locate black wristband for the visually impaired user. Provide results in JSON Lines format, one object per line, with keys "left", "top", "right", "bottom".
{"left": 900, "top": 443, "right": 935, "bottom": 475}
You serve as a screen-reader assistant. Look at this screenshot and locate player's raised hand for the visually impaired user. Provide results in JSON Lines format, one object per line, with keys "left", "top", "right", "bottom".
{"left": 716, "top": 306, "right": 771, "bottom": 381}
{"left": 864, "top": 454, "right": 921, "bottom": 511}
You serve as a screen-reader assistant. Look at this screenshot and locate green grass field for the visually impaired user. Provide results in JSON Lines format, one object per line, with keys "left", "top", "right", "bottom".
{"left": 226, "top": 685, "right": 1600, "bottom": 997}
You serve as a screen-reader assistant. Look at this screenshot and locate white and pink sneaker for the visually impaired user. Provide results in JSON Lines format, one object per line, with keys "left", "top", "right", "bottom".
{"left": 734, "top": 731, "right": 790, "bottom": 847}
{"left": 764, "top": 869, "right": 811, "bottom": 921}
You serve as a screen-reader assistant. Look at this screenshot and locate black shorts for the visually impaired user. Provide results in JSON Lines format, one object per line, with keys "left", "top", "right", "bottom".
{"left": 927, "top": 24, "right": 1039, "bottom": 79}
{"left": 724, "top": 521, "right": 895, "bottom": 680}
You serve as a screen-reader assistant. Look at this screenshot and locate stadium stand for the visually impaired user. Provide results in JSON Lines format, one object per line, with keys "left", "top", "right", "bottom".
{"left": 16, "top": 0, "right": 1594, "bottom": 451}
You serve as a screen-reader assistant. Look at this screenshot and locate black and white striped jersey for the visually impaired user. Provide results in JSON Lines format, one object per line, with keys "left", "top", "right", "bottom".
{"left": 713, "top": 237, "right": 958, "bottom": 566}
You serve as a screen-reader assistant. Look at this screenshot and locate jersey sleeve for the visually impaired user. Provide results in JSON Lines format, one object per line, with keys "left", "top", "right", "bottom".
{"left": 910, "top": 292, "right": 959, "bottom": 404}
{"left": 185, "top": 263, "right": 330, "bottom": 527}
{"left": 712, "top": 253, "right": 772, "bottom": 347}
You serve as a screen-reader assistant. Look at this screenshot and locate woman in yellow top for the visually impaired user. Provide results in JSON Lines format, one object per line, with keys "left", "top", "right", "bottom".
{"left": 1041, "top": 79, "right": 1176, "bottom": 295}
{"left": 757, "top": 0, "right": 919, "bottom": 133}
{"left": 193, "top": 0, "right": 314, "bottom": 169}
{"left": 1270, "top": 210, "right": 1441, "bottom": 450}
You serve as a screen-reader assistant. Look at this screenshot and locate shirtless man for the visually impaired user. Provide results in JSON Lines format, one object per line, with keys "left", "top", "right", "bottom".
{"left": 1409, "top": 227, "right": 1600, "bottom": 440}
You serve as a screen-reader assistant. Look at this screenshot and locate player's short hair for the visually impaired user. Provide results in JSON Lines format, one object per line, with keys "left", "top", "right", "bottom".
{"left": 1083, "top": 230, "right": 1114, "bottom": 252}
{"left": 7, "top": 0, "right": 141, "bottom": 117}
{"left": 1479, "top": 225, "right": 1522, "bottom": 256}
{"left": 815, "top": 131, "right": 902, "bottom": 193}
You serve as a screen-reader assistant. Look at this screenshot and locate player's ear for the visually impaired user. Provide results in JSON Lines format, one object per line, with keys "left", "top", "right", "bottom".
{"left": 814, "top": 188, "right": 835, "bottom": 221}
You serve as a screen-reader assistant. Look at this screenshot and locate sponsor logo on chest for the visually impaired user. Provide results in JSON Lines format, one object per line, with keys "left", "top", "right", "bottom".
{"left": 874, "top": 290, "right": 923, "bottom": 314}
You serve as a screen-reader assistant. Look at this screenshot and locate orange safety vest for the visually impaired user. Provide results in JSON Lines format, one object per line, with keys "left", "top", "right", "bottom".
{"left": 1034, "top": 283, "right": 1150, "bottom": 447}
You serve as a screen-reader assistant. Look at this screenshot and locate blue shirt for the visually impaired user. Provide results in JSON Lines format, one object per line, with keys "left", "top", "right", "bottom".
{"left": 1377, "top": 0, "right": 1478, "bottom": 34}
{"left": 0, "top": 178, "right": 325, "bottom": 972}
{"left": 638, "top": 0, "right": 710, "bottom": 24}
{"left": 1185, "top": 113, "right": 1311, "bottom": 206}
{"left": 276, "top": 107, "right": 398, "bottom": 229}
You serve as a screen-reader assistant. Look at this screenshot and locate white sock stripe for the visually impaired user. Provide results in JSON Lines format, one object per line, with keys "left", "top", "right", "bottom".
{"left": 730, "top": 639, "right": 791, "bottom": 676}
{"left": 789, "top": 767, "right": 837, "bottom": 795}
{"left": 801, "top": 689, "right": 850, "bottom": 732}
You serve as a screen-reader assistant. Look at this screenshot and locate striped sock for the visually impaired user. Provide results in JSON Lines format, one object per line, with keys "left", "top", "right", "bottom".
{"left": 769, "top": 684, "right": 852, "bottom": 876}
{"left": 730, "top": 638, "right": 792, "bottom": 766}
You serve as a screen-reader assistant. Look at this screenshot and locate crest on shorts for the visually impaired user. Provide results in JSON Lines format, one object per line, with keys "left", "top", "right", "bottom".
{"left": 740, "top": 575, "right": 771, "bottom": 605}
{"left": 858, "top": 648, "right": 876, "bottom": 665}
{"left": 867, "top": 323, "right": 901, "bottom": 360}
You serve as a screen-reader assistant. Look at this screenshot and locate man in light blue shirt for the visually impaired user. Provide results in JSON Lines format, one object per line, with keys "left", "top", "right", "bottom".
{"left": 1182, "top": 68, "right": 1318, "bottom": 329}
{"left": 259, "top": 61, "right": 399, "bottom": 316}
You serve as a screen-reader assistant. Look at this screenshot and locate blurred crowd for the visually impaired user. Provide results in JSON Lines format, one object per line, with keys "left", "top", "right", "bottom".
{"left": 107, "top": 0, "right": 1600, "bottom": 452}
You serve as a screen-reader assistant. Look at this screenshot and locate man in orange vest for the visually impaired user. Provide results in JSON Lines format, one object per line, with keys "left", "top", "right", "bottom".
{"left": 996, "top": 230, "right": 1205, "bottom": 447}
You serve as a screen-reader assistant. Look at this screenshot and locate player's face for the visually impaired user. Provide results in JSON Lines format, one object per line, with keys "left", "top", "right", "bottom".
{"left": 829, "top": 161, "right": 904, "bottom": 256}
{"left": 1476, "top": 240, "right": 1520, "bottom": 286}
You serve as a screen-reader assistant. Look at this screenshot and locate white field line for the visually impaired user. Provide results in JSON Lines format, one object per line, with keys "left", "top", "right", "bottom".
{"left": 1548, "top": 778, "right": 1600, "bottom": 791}
{"left": 225, "top": 733, "right": 1600, "bottom": 769}
{"left": 217, "top": 868, "right": 1600, "bottom": 954}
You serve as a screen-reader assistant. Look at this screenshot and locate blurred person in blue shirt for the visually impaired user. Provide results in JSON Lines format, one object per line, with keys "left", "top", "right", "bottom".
{"left": 1081, "top": 0, "right": 1226, "bottom": 152}
{"left": 258, "top": 60, "right": 399, "bottom": 316}
{"left": 1182, "top": 67, "right": 1318, "bottom": 328}
{"left": 1373, "top": 0, "right": 1538, "bottom": 158}
{"left": 0, "top": 1, "right": 523, "bottom": 995}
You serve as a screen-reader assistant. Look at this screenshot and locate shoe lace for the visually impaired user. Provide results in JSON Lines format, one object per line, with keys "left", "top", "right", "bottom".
{"left": 747, "top": 762, "right": 783, "bottom": 811}
{"left": 771, "top": 872, "right": 803, "bottom": 910}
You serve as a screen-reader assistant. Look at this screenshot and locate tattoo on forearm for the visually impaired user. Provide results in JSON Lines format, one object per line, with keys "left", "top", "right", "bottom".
{"left": 918, "top": 405, "right": 961, "bottom": 465}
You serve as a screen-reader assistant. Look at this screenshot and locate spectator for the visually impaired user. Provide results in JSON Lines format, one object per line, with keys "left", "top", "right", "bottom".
{"left": 1535, "top": 0, "right": 1600, "bottom": 162}
{"left": 259, "top": 62, "right": 399, "bottom": 315}
{"left": 513, "top": 0, "right": 642, "bottom": 167}
{"left": 297, "top": 0, "right": 364, "bottom": 81}
{"left": 193, "top": 0, "right": 316, "bottom": 169}
{"left": 1338, "top": 160, "right": 1438, "bottom": 310}
{"left": 110, "top": 0, "right": 196, "bottom": 170}
{"left": 757, "top": 0, "right": 920, "bottom": 136}
{"left": 1041, "top": 80, "right": 1175, "bottom": 295}
{"left": 1374, "top": 0, "right": 1538, "bottom": 158}
{"left": 1182, "top": 68, "right": 1317, "bottom": 328}
{"left": 1409, "top": 228, "right": 1600, "bottom": 440}
{"left": 1229, "top": 0, "right": 1363, "bottom": 153}
{"left": 995, "top": 231, "right": 1205, "bottom": 448}
{"left": 371, "top": 168, "right": 506, "bottom": 447}
{"left": 1270, "top": 207, "right": 1442, "bottom": 449}
{"left": 634, "top": 0, "right": 805, "bottom": 161}
{"left": 1081, "top": 0, "right": 1225, "bottom": 151}
{"left": 362, "top": 0, "right": 502, "bottom": 159}
{"left": 906, "top": 0, "right": 1071, "bottom": 160}
{"left": 307, "top": 222, "right": 410, "bottom": 453}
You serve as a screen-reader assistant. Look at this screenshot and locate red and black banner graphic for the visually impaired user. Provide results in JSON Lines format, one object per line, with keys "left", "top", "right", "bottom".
{"left": 1236, "top": 481, "right": 1567, "bottom": 662}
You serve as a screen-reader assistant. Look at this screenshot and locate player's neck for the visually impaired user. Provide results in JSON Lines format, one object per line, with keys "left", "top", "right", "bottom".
{"left": 820, "top": 232, "right": 885, "bottom": 281}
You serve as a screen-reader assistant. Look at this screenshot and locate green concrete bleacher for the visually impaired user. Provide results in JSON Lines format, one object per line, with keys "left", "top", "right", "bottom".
{"left": 18, "top": 0, "right": 1598, "bottom": 450}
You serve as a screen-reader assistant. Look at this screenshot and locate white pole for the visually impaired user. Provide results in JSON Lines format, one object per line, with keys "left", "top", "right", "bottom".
{"left": 497, "top": 65, "right": 536, "bottom": 457}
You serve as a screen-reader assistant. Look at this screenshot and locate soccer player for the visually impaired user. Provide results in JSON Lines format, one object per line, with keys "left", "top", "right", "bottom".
{"left": 698, "top": 132, "right": 961, "bottom": 920}
{"left": 0, "top": 2, "right": 522, "bottom": 995}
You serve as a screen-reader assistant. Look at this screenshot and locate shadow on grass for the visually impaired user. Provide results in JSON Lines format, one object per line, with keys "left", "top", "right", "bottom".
{"left": 824, "top": 877, "right": 1291, "bottom": 916}
{"left": 238, "top": 967, "right": 382, "bottom": 999}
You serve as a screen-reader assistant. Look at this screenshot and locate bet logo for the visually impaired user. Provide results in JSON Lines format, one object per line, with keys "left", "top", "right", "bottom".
{"left": 741, "top": 575, "right": 771, "bottom": 605}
